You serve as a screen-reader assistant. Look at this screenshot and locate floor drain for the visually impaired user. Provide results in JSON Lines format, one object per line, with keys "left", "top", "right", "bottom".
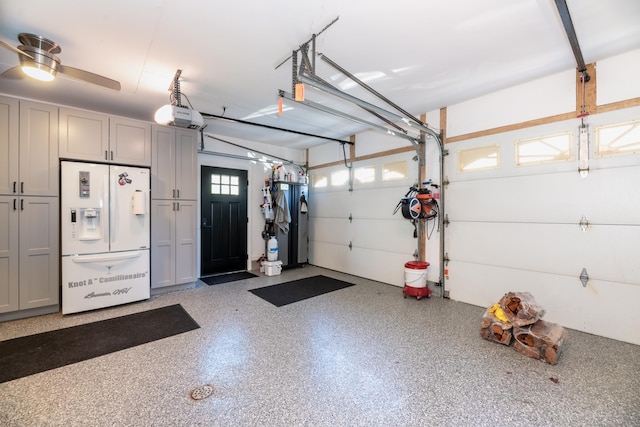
{"left": 190, "top": 384, "right": 214, "bottom": 401}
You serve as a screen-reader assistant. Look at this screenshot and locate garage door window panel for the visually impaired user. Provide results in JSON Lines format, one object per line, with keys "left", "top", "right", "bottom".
{"left": 596, "top": 120, "right": 640, "bottom": 156}
{"left": 354, "top": 166, "right": 376, "bottom": 184}
{"left": 516, "top": 132, "right": 572, "bottom": 165}
{"left": 458, "top": 145, "right": 499, "bottom": 172}
{"left": 382, "top": 161, "right": 408, "bottom": 181}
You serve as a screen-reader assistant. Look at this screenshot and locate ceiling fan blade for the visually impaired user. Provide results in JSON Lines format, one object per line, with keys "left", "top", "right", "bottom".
{"left": 1, "top": 66, "right": 25, "bottom": 80}
{"left": 0, "top": 39, "right": 35, "bottom": 59}
{"left": 59, "top": 64, "right": 121, "bottom": 91}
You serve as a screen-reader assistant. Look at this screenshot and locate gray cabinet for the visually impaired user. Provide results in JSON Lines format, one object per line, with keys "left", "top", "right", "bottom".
{"left": 150, "top": 125, "right": 197, "bottom": 289}
{"left": 150, "top": 199, "right": 197, "bottom": 288}
{"left": 0, "top": 96, "right": 19, "bottom": 196}
{"left": 18, "top": 196, "right": 59, "bottom": 309}
{"left": 110, "top": 117, "right": 151, "bottom": 166}
{"left": 0, "top": 196, "right": 59, "bottom": 313}
{"left": 0, "top": 96, "right": 59, "bottom": 316}
{"left": 151, "top": 125, "right": 198, "bottom": 199}
{"left": 59, "top": 108, "right": 109, "bottom": 162}
{"left": 18, "top": 100, "right": 59, "bottom": 196}
{"left": 59, "top": 109, "right": 151, "bottom": 166}
{"left": 0, "top": 196, "right": 19, "bottom": 312}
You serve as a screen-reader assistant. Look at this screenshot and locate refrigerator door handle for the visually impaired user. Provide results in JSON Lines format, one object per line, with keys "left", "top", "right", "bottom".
{"left": 110, "top": 171, "right": 117, "bottom": 246}
{"left": 70, "top": 251, "right": 142, "bottom": 264}
{"left": 103, "top": 175, "right": 110, "bottom": 246}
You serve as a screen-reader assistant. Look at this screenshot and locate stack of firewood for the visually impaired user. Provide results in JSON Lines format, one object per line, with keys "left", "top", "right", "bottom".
{"left": 480, "top": 292, "right": 568, "bottom": 364}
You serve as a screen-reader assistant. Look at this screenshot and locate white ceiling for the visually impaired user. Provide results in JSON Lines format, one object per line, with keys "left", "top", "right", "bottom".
{"left": 1, "top": 0, "right": 639, "bottom": 149}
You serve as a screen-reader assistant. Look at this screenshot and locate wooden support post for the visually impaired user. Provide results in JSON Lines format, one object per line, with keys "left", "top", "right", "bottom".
{"left": 350, "top": 135, "right": 356, "bottom": 161}
{"left": 576, "top": 63, "right": 597, "bottom": 117}
{"left": 418, "top": 113, "right": 427, "bottom": 262}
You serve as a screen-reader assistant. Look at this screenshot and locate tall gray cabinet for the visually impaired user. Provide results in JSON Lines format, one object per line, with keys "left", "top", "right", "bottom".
{"left": 0, "top": 96, "right": 59, "bottom": 318}
{"left": 151, "top": 125, "right": 198, "bottom": 289}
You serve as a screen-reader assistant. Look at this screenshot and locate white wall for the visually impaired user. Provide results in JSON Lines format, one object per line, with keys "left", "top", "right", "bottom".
{"left": 597, "top": 48, "right": 640, "bottom": 105}
{"left": 446, "top": 69, "right": 576, "bottom": 138}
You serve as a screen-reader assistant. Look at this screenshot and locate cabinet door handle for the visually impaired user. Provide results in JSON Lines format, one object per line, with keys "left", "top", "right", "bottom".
{"left": 172, "top": 202, "right": 175, "bottom": 211}
{"left": 20, "top": 182, "right": 24, "bottom": 193}
{"left": 13, "top": 198, "right": 17, "bottom": 211}
{"left": 176, "top": 202, "right": 180, "bottom": 211}
{"left": 176, "top": 189, "right": 180, "bottom": 199}
{"left": 13, "top": 181, "right": 16, "bottom": 194}
{"left": 172, "top": 189, "right": 176, "bottom": 198}
{"left": 105, "top": 150, "right": 108, "bottom": 160}
{"left": 110, "top": 151, "right": 114, "bottom": 161}
{"left": 20, "top": 199, "right": 24, "bottom": 211}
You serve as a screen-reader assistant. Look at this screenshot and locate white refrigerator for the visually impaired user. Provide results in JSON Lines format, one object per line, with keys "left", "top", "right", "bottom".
{"left": 61, "top": 161, "right": 150, "bottom": 314}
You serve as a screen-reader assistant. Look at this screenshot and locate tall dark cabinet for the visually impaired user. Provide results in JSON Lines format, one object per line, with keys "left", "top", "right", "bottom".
{"left": 272, "top": 182, "right": 308, "bottom": 268}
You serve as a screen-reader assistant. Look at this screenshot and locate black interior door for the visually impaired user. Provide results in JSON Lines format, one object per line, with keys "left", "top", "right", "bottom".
{"left": 201, "top": 166, "right": 248, "bottom": 276}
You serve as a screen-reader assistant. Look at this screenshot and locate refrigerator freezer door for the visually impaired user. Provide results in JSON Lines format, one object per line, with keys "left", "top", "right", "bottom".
{"left": 61, "top": 161, "right": 109, "bottom": 255}
{"left": 61, "top": 250, "right": 150, "bottom": 314}
{"left": 110, "top": 165, "right": 150, "bottom": 253}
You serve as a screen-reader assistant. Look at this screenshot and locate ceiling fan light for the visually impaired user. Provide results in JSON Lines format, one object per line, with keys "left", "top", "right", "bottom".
{"left": 21, "top": 63, "right": 56, "bottom": 81}
{"left": 18, "top": 50, "right": 58, "bottom": 82}
{"left": 154, "top": 104, "right": 174, "bottom": 124}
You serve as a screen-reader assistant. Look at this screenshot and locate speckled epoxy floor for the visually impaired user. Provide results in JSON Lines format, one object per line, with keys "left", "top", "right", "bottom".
{"left": 1, "top": 265, "right": 639, "bottom": 426}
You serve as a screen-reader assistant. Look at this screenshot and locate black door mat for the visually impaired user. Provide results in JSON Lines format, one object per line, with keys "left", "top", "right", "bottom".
{"left": 201, "top": 271, "right": 258, "bottom": 286}
{"left": 249, "top": 275, "right": 356, "bottom": 307}
{"left": 0, "top": 304, "right": 199, "bottom": 384}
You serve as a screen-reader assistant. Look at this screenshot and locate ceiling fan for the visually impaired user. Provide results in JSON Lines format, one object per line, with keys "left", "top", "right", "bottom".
{"left": 0, "top": 33, "right": 121, "bottom": 91}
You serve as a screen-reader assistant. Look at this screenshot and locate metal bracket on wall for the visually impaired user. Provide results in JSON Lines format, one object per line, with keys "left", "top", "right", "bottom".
{"left": 579, "top": 214, "right": 589, "bottom": 232}
{"left": 578, "top": 124, "right": 590, "bottom": 178}
{"left": 580, "top": 267, "right": 589, "bottom": 287}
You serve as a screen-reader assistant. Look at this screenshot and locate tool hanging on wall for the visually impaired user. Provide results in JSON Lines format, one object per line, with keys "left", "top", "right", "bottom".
{"left": 261, "top": 182, "right": 274, "bottom": 222}
{"left": 393, "top": 181, "right": 440, "bottom": 238}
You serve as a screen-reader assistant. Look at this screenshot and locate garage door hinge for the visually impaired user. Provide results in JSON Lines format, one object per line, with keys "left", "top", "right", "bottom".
{"left": 580, "top": 267, "right": 589, "bottom": 287}
{"left": 443, "top": 214, "right": 450, "bottom": 227}
{"left": 348, "top": 213, "right": 353, "bottom": 223}
{"left": 348, "top": 241, "right": 352, "bottom": 251}
{"left": 579, "top": 214, "right": 589, "bottom": 231}
{"left": 443, "top": 176, "right": 450, "bottom": 188}
{"left": 444, "top": 252, "right": 450, "bottom": 266}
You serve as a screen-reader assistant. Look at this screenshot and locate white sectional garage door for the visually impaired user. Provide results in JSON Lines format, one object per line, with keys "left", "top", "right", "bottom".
{"left": 444, "top": 109, "right": 640, "bottom": 345}
{"left": 309, "top": 152, "right": 422, "bottom": 287}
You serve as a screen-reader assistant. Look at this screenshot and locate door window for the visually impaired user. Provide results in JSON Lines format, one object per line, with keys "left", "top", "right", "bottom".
{"left": 210, "top": 174, "right": 240, "bottom": 195}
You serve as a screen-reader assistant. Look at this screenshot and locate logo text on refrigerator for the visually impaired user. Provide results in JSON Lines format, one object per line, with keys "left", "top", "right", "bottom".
{"left": 67, "top": 272, "right": 148, "bottom": 288}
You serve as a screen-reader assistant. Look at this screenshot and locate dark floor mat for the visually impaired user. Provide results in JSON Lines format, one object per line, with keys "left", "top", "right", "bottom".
{"left": 0, "top": 304, "right": 199, "bottom": 384}
{"left": 249, "top": 275, "right": 356, "bottom": 307}
{"left": 201, "top": 271, "right": 258, "bottom": 286}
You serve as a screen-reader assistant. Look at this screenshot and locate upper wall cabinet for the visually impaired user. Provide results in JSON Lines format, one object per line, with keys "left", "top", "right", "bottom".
{"left": 59, "top": 109, "right": 151, "bottom": 167}
{"left": 59, "top": 108, "right": 109, "bottom": 163}
{"left": 110, "top": 117, "right": 151, "bottom": 166}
